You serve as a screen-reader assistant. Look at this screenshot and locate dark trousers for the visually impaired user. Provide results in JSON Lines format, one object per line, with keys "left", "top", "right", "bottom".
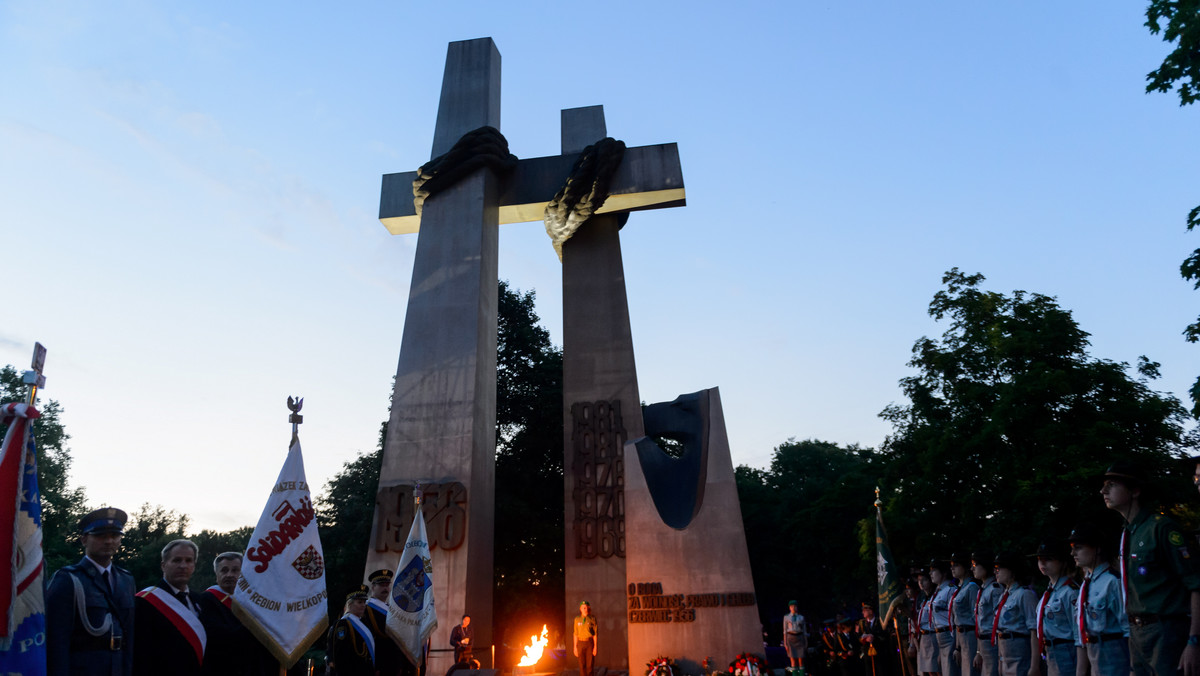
{"left": 576, "top": 638, "right": 595, "bottom": 676}
{"left": 1130, "top": 617, "right": 1187, "bottom": 676}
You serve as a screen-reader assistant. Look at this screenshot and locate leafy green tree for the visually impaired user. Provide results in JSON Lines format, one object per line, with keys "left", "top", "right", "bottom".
{"left": 116, "top": 503, "right": 190, "bottom": 586}
{"left": 191, "top": 526, "right": 255, "bottom": 590}
{"left": 878, "top": 269, "right": 1188, "bottom": 559}
{"left": 1144, "top": 1, "right": 1200, "bottom": 414}
{"left": 736, "top": 438, "right": 879, "bottom": 634}
{"left": 314, "top": 281, "right": 565, "bottom": 637}
{"left": 0, "top": 365, "right": 88, "bottom": 574}
{"left": 493, "top": 281, "right": 564, "bottom": 640}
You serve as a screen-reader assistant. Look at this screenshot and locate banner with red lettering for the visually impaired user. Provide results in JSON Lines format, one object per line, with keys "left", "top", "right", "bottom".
{"left": 232, "top": 435, "right": 328, "bottom": 667}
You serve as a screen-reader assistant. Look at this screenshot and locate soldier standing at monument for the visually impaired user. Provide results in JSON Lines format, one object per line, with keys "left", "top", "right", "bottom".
{"left": 573, "top": 601, "right": 598, "bottom": 676}
{"left": 1101, "top": 462, "right": 1200, "bottom": 676}
{"left": 45, "top": 507, "right": 136, "bottom": 676}
{"left": 133, "top": 539, "right": 205, "bottom": 676}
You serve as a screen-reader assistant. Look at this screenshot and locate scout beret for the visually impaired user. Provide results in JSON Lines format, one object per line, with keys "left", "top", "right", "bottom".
{"left": 1033, "top": 540, "right": 1070, "bottom": 561}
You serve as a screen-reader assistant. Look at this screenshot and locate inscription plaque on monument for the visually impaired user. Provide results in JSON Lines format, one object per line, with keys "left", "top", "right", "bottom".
{"left": 570, "top": 400, "right": 627, "bottom": 560}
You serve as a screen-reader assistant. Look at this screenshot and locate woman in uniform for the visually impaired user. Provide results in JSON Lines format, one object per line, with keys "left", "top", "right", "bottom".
{"left": 1067, "top": 523, "right": 1129, "bottom": 676}
{"left": 1033, "top": 541, "right": 1078, "bottom": 676}
{"left": 784, "top": 600, "right": 809, "bottom": 672}
{"left": 991, "top": 553, "right": 1038, "bottom": 676}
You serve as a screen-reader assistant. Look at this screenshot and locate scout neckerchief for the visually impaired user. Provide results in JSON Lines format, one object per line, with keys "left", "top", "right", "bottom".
{"left": 1118, "top": 529, "right": 1129, "bottom": 608}
{"left": 205, "top": 585, "right": 232, "bottom": 609}
{"left": 137, "top": 586, "right": 207, "bottom": 663}
{"left": 974, "top": 579, "right": 991, "bottom": 636}
{"left": 1035, "top": 580, "right": 1053, "bottom": 655}
{"left": 990, "top": 585, "right": 1011, "bottom": 646}
{"left": 948, "top": 582, "right": 960, "bottom": 631}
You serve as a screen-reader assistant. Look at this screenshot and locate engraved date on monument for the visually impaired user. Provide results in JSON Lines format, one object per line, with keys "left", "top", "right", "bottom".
{"left": 571, "top": 400, "right": 626, "bottom": 559}
{"left": 374, "top": 482, "right": 467, "bottom": 552}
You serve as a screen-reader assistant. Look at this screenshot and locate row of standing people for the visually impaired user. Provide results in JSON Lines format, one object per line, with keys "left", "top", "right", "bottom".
{"left": 44, "top": 507, "right": 276, "bottom": 676}
{"left": 902, "top": 462, "right": 1200, "bottom": 676}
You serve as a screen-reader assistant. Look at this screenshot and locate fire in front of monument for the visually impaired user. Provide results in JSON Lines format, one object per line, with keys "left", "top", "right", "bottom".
{"left": 515, "top": 625, "right": 549, "bottom": 667}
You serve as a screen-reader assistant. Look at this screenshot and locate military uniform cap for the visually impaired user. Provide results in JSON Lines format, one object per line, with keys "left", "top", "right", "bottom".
{"left": 345, "top": 584, "right": 369, "bottom": 602}
{"left": 79, "top": 507, "right": 127, "bottom": 534}
{"left": 579, "top": 599, "right": 590, "bottom": 606}
{"left": 368, "top": 569, "right": 393, "bottom": 584}
{"left": 1103, "top": 461, "right": 1145, "bottom": 486}
{"left": 861, "top": 600, "right": 874, "bottom": 609}
{"left": 788, "top": 599, "right": 798, "bottom": 606}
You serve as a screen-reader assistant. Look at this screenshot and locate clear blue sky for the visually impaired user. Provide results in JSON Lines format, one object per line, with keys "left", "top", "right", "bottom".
{"left": 2, "top": 1, "right": 1197, "bottom": 532}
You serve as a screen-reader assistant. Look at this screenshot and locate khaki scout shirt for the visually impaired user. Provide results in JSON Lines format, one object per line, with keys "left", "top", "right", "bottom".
{"left": 1123, "top": 509, "right": 1200, "bottom": 615}
{"left": 574, "top": 614, "right": 597, "bottom": 641}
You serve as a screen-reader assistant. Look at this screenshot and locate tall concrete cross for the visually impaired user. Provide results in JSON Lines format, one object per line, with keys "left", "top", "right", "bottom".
{"left": 557, "top": 105, "right": 685, "bottom": 670}
{"left": 370, "top": 37, "right": 683, "bottom": 673}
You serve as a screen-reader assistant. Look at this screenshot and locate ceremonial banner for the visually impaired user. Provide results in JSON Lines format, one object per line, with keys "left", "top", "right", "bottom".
{"left": 0, "top": 402, "right": 46, "bottom": 676}
{"left": 233, "top": 436, "right": 328, "bottom": 667}
{"left": 386, "top": 508, "right": 437, "bottom": 665}
{"left": 875, "top": 497, "right": 903, "bottom": 614}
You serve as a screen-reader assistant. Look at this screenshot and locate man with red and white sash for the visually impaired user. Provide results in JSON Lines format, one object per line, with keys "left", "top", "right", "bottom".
{"left": 329, "top": 585, "right": 375, "bottom": 676}
{"left": 198, "top": 552, "right": 275, "bottom": 676}
{"left": 133, "top": 539, "right": 206, "bottom": 676}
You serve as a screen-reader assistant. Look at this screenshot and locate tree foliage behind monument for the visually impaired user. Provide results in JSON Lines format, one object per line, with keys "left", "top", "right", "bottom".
{"left": 877, "top": 269, "right": 1188, "bottom": 558}
{"left": 315, "top": 281, "right": 565, "bottom": 643}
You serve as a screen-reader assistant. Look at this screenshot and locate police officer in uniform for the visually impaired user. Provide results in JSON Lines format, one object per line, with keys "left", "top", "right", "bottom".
{"left": 1067, "top": 522, "right": 1128, "bottom": 676}
{"left": 329, "top": 585, "right": 375, "bottom": 676}
{"left": 1102, "top": 462, "right": 1200, "bottom": 676}
{"left": 970, "top": 551, "right": 1001, "bottom": 676}
{"left": 1032, "top": 541, "right": 1077, "bottom": 676}
{"left": 46, "top": 507, "right": 136, "bottom": 676}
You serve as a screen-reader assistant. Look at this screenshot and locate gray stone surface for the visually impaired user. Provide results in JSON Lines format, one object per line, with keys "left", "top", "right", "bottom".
{"left": 623, "top": 388, "right": 762, "bottom": 670}
{"left": 367, "top": 38, "right": 501, "bottom": 675}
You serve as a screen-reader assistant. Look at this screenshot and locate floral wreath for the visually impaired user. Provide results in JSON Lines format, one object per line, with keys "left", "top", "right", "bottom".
{"left": 645, "top": 655, "right": 675, "bottom": 676}
{"left": 728, "top": 652, "right": 770, "bottom": 676}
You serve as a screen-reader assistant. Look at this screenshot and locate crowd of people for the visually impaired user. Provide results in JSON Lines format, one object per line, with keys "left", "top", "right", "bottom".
{"left": 785, "top": 461, "right": 1200, "bottom": 676}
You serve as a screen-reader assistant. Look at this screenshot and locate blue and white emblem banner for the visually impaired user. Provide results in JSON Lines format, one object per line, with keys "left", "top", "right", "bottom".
{"left": 386, "top": 507, "right": 436, "bottom": 665}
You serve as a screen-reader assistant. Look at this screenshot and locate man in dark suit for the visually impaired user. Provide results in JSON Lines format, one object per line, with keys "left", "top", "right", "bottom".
{"left": 133, "top": 539, "right": 206, "bottom": 676}
{"left": 46, "top": 506, "right": 137, "bottom": 676}
{"left": 198, "top": 551, "right": 276, "bottom": 676}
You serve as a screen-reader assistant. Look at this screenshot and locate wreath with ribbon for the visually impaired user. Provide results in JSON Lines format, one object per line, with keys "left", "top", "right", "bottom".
{"left": 645, "top": 655, "right": 675, "bottom": 676}
{"left": 728, "top": 652, "right": 770, "bottom": 676}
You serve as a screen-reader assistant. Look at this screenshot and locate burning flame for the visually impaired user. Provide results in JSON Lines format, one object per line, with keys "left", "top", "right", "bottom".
{"left": 517, "top": 624, "right": 549, "bottom": 667}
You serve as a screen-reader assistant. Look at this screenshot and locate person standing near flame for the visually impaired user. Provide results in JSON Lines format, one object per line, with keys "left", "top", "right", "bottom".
{"left": 573, "top": 600, "right": 598, "bottom": 676}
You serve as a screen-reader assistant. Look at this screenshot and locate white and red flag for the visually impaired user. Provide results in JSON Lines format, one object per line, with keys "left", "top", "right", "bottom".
{"left": 0, "top": 402, "right": 46, "bottom": 676}
{"left": 386, "top": 504, "right": 437, "bottom": 665}
{"left": 233, "top": 433, "right": 328, "bottom": 667}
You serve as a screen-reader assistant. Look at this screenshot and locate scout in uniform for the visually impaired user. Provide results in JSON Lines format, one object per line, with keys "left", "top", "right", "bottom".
{"left": 45, "top": 507, "right": 136, "bottom": 676}
{"left": 970, "top": 551, "right": 1001, "bottom": 676}
{"left": 1033, "top": 541, "right": 1078, "bottom": 676}
{"left": 929, "top": 559, "right": 960, "bottom": 676}
{"left": 329, "top": 585, "right": 375, "bottom": 676}
{"left": 1102, "top": 461, "right": 1200, "bottom": 676}
{"left": 784, "top": 600, "right": 809, "bottom": 671}
{"left": 573, "top": 600, "right": 598, "bottom": 676}
{"left": 991, "top": 552, "right": 1038, "bottom": 676}
{"left": 1067, "top": 522, "right": 1129, "bottom": 676}
{"left": 948, "top": 554, "right": 980, "bottom": 676}
{"left": 915, "top": 570, "right": 940, "bottom": 676}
